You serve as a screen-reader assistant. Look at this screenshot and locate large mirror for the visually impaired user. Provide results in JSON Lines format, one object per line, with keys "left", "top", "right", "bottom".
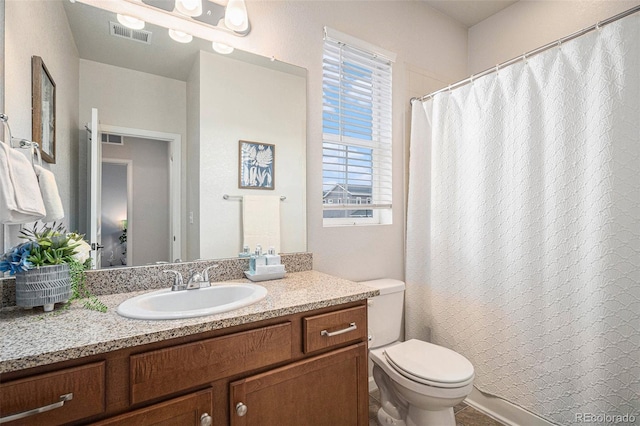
{"left": 4, "top": 0, "right": 307, "bottom": 268}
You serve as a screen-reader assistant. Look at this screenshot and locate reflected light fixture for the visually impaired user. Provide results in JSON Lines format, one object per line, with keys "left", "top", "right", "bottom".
{"left": 168, "top": 29, "right": 193, "bottom": 43}
{"left": 175, "top": 0, "right": 203, "bottom": 17}
{"left": 212, "top": 41, "right": 234, "bottom": 54}
{"left": 117, "top": 13, "right": 145, "bottom": 30}
{"left": 224, "top": 0, "right": 248, "bottom": 32}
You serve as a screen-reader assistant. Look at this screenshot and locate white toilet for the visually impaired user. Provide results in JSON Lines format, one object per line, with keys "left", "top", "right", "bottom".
{"left": 363, "top": 279, "right": 474, "bottom": 426}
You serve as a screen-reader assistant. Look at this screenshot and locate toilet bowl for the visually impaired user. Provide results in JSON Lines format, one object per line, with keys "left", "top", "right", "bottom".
{"left": 362, "top": 279, "right": 474, "bottom": 426}
{"left": 370, "top": 340, "right": 474, "bottom": 425}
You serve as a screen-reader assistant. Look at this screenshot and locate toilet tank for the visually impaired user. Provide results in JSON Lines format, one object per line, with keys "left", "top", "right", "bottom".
{"left": 360, "top": 279, "right": 405, "bottom": 349}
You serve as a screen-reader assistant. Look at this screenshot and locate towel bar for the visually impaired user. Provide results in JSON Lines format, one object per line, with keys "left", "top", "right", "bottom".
{"left": 223, "top": 194, "right": 286, "bottom": 201}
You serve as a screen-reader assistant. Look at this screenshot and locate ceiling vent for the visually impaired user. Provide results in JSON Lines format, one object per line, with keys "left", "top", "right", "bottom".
{"left": 109, "top": 21, "right": 152, "bottom": 44}
{"left": 101, "top": 133, "right": 124, "bottom": 146}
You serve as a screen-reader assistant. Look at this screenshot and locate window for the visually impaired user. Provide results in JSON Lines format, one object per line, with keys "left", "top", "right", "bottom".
{"left": 322, "top": 28, "right": 394, "bottom": 226}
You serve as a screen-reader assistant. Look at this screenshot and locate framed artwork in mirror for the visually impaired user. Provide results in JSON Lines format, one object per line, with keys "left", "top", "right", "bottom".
{"left": 32, "top": 56, "right": 56, "bottom": 163}
{"left": 239, "top": 140, "right": 275, "bottom": 190}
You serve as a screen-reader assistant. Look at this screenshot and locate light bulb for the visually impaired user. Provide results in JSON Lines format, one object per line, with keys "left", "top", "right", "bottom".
{"left": 175, "top": 0, "right": 203, "bottom": 17}
{"left": 224, "top": 0, "right": 248, "bottom": 32}
{"left": 117, "top": 14, "right": 145, "bottom": 30}
{"left": 212, "top": 42, "right": 234, "bottom": 55}
{"left": 168, "top": 29, "right": 193, "bottom": 43}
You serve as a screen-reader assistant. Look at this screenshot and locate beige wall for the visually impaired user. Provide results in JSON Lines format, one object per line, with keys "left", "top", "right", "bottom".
{"left": 4, "top": 0, "right": 79, "bottom": 236}
{"left": 195, "top": 51, "right": 307, "bottom": 259}
{"left": 186, "top": 54, "right": 201, "bottom": 262}
{"left": 235, "top": 1, "right": 469, "bottom": 281}
{"left": 468, "top": 0, "right": 640, "bottom": 74}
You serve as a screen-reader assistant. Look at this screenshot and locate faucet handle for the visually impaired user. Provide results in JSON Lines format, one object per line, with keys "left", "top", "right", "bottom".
{"left": 202, "top": 264, "right": 219, "bottom": 282}
{"left": 164, "top": 270, "right": 185, "bottom": 291}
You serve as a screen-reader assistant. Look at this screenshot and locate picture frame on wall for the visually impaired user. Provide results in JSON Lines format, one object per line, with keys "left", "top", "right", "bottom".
{"left": 32, "top": 56, "right": 56, "bottom": 164}
{"left": 239, "top": 140, "right": 275, "bottom": 190}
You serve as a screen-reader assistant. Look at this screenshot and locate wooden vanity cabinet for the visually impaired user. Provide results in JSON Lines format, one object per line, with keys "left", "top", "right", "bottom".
{"left": 0, "top": 300, "right": 368, "bottom": 426}
{"left": 230, "top": 343, "right": 368, "bottom": 426}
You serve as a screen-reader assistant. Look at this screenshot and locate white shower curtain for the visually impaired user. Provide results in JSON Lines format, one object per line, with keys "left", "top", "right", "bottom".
{"left": 406, "top": 15, "right": 639, "bottom": 425}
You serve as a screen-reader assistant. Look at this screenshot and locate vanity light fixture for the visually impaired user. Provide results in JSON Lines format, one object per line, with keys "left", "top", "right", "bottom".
{"left": 117, "top": 13, "right": 145, "bottom": 30}
{"left": 224, "top": 0, "right": 248, "bottom": 32}
{"left": 212, "top": 41, "right": 234, "bottom": 54}
{"left": 175, "top": 0, "right": 203, "bottom": 17}
{"left": 168, "top": 28, "right": 193, "bottom": 43}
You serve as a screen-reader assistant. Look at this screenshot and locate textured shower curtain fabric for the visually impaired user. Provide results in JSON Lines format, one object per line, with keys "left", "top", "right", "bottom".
{"left": 406, "top": 15, "right": 639, "bottom": 425}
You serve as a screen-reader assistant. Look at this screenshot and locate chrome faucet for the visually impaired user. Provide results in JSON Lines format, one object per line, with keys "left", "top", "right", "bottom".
{"left": 163, "top": 270, "right": 185, "bottom": 291}
{"left": 187, "top": 265, "right": 219, "bottom": 289}
{"left": 202, "top": 265, "right": 218, "bottom": 282}
{"left": 187, "top": 271, "right": 206, "bottom": 289}
{"left": 164, "top": 265, "right": 219, "bottom": 291}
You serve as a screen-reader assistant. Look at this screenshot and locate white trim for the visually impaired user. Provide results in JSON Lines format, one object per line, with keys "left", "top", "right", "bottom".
{"left": 465, "top": 387, "right": 554, "bottom": 426}
{"left": 102, "top": 158, "right": 133, "bottom": 267}
{"left": 99, "top": 124, "right": 181, "bottom": 263}
{"left": 324, "top": 26, "right": 397, "bottom": 63}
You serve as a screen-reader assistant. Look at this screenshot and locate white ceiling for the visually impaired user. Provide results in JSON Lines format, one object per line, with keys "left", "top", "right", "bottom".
{"left": 421, "top": 0, "right": 519, "bottom": 27}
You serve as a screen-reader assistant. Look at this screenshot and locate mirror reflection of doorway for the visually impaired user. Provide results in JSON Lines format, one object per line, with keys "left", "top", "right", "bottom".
{"left": 101, "top": 160, "right": 131, "bottom": 268}
{"left": 100, "top": 135, "right": 172, "bottom": 268}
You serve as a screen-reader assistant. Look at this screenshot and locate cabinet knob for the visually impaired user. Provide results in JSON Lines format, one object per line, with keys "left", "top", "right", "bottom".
{"left": 200, "top": 413, "right": 212, "bottom": 426}
{"left": 236, "top": 402, "right": 248, "bottom": 417}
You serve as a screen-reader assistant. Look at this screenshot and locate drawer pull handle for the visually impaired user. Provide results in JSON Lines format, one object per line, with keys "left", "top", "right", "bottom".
{"left": 236, "top": 402, "right": 248, "bottom": 417}
{"left": 200, "top": 413, "right": 212, "bottom": 426}
{"left": 320, "top": 322, "right": 357, "bottom": 337}
{"left": 0, "top": 393, "right": 73, "bottom": 424}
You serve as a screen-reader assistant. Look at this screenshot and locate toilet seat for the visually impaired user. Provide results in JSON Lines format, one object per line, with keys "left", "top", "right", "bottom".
{"left": 383, "top": 339, "right": 474, "bottom": 388}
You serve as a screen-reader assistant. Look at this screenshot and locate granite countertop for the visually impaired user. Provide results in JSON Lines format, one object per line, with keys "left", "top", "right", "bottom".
{"left": 0, "top": 271, "right": 378, "bottom": 375}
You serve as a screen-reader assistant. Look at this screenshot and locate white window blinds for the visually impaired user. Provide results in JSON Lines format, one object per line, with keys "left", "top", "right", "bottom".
{"left": 322, "top": 28, "right": 393, "bottom": 225}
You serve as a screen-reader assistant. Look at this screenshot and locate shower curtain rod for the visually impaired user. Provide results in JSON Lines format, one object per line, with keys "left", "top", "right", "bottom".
{"left": 411, "top": 5, "right": 640, "bottom": 104}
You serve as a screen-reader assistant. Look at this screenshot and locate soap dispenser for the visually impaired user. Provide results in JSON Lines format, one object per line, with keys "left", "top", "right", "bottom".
{"left": 265, "top": 246, "right": 281, "bottom": 265}
{"left": 249, "top": 245, "right": 266, "bottom": 274}
{"left": 239, "top": 245, "right": 251, "bottom": 258}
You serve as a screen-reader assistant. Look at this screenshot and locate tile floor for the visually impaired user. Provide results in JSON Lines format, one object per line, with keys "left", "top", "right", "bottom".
{"left": 369, "top": 389, "right": 504, "bottom": 426}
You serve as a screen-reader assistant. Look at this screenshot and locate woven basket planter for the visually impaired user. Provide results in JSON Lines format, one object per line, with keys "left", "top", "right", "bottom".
{"left": 15, "top": 264, "right": 72, "bottom": 312}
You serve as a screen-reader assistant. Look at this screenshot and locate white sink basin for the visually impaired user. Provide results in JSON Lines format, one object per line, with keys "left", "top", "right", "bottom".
{"left": 116, "top": 283, "right": 268, "bottom": 320}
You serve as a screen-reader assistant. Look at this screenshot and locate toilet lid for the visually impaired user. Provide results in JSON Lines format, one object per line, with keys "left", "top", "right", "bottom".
{"left": 384, "top": 339, "right": 474, "bottom": 385}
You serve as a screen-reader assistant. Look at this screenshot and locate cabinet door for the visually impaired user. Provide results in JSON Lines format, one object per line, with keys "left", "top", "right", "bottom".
{"left": 93, "top": 388, "right": 213, "bottom": 426}
{"left": 230, "top": 343, "right": 368, "bottom": 426}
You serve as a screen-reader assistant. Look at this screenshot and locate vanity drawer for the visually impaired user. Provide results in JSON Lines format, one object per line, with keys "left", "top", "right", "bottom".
{"left": 94, "top": 388, "right": 213, "bottom": 425}
{"left": 0, "top": 362, "right": 106, "bottom": 425}
{"left": 130, "top": 322, "right": 292, "bottom": 404}
{"left": 303, "top": 305, "right": 367, "bottom": 353}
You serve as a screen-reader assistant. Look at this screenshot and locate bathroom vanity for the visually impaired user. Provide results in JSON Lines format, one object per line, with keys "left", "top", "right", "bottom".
{"left": 0, "top": 271, "right": 377, "bottom": 425}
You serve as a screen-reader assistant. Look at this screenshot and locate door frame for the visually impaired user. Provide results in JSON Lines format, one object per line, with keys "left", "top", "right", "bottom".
{"left": 99, "top": 124, "right": 181, "bottom": 263}
{"left": 102, "top": 158, "right": 133, "bottom": 267}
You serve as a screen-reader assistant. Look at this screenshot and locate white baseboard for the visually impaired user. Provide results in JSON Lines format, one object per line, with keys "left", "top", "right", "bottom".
{"left": 465, "top": 387, "right": 555, "bottom": 426}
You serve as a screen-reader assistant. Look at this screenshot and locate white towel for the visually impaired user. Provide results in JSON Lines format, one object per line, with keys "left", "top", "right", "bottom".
{"left": 242, "top": 195, "right": 281, "bottom": 254}
{"left": 34, "top": 165, "right": 64, "bottom": 222}
{"left": 0, "top": 142, "right": 46, "bottom": 224}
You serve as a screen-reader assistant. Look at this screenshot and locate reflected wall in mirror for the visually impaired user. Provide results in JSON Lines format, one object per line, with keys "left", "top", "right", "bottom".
{"left": 4, "top": 0, "right": 307, "bottom": 268}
